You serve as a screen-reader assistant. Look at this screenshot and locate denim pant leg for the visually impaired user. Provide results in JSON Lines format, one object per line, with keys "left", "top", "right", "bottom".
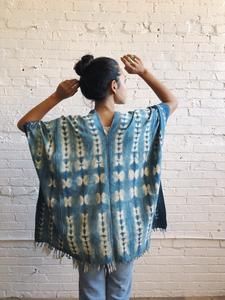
{"left": 106, "top": 261, "right": 134, "bottom": 300}
{"left": 78, "top": 265, "right": 106, "bottom": 300}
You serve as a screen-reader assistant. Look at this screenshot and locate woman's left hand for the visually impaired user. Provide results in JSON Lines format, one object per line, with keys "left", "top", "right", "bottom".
{"left": 120, "top": 54, "right": 146, "bottom": 76}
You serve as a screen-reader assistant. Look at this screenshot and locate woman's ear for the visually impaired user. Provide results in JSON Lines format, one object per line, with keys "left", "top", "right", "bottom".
{"left": 110, "top": 79, "right": 118, "bottom": 94}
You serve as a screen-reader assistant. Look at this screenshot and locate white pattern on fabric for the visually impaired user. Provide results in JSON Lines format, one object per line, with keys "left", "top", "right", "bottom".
{"left": 23, "top": 103, "right": 170, "bottom": 273}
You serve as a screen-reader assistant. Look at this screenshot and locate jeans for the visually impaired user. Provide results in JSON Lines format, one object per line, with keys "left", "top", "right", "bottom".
{"left": 78, "top": 261, "right": 134, "bottom": 300}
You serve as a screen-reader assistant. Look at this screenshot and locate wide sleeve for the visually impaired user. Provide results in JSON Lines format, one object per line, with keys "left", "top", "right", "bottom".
{"left": 150, "top": 102, "right": 170, "bottom": 129}
{"left": 141, "top": 102, "right": 170, "bottom": 141}
{"left": 23, "top": 117, "right": 62, "bottom": 179}
{"left": 154, "top": 102, "right": 170, "bottom": 123}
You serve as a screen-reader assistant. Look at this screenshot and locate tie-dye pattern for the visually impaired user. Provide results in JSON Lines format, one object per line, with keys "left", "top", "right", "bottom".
{"left": 23, "top": 103, "right": 170, "bottom": 273}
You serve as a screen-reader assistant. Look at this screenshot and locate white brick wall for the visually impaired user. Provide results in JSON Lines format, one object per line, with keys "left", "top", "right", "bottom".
{"left": 0, "top": 0, "right": 225, "bottom": 298}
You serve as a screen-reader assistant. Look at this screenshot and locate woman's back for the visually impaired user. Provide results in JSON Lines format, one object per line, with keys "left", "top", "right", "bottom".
{"left": 17, "top": 54, "right": 178, "bottom": 296}
{"left": 23, "top": 102, "right": 170, "bottom": 274}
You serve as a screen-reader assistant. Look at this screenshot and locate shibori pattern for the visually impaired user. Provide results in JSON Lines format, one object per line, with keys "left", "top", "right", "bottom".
{"left": 23, "top": 102, "right": 170, "bottom": 274}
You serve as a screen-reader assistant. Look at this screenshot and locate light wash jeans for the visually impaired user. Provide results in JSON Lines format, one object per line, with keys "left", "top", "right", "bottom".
{"left": 78, "top": 261, "right": 134, "bottom": 300}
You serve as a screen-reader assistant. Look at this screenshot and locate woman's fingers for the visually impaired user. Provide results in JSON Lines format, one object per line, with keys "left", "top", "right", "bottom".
{"left": 127, "top": 57, "right": 137, "bottom": 66}
{"left": 72, "top": 84, "right": 79, "bottom": 92}
{"left": 120, "top": 54, "right": 145, "bottom": 75}
{"left": 121, "top": 54, "right": 139, "bottom": 67}
{"left": 68, "top": 79, "right": 79, "bottom": 85}
{"left": 123, "top": 55, "right": 138, "bottom": 68}
{"left": 71, "top": 80, "right": 80, "bottom": 87}
{"left": 124, "top": 54, "right": 141, "bottom": 62}
{"left": 72, "top": 83, "right": 79, "bottom": 88}
{"left": 127, "top": 54, "right": 137, "bottom": 61}
{"left": 66, "top": 79, "right": 80, "bottom": 91}
{"left": 129, "top": 54, "right": 141, "bottom": 63}
{"left": 55, "top": 79, "right": 80, "bottom": 100}
{"left": 121, "top": 58, "right": 133, "bottom": 68}
{"left": 69, "top": 84, "right": 79, "bottom": 94}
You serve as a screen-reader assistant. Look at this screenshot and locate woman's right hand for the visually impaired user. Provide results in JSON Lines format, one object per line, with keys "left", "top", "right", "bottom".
{"left": 120, "top": 54, "right": 146, "bottom": 76}
{"left": 55, "top": 79, "right": 80, "bottom": 101}
{"left": 17, "top": 79, "right": 80, "bottom": 131}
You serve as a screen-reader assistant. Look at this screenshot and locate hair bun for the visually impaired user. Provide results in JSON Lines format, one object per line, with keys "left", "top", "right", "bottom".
{"left": 74, "top": 54, "right": 94, "bottom": 76}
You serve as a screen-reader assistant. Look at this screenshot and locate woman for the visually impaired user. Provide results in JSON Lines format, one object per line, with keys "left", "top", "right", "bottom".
{"left": 17, "top": 54, "right": 178, "bottom": 300}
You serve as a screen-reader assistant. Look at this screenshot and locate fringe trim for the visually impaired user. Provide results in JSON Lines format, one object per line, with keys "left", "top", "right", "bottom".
{"left": 33, "top": 241, "right": 118, "bottom": 274}
{"left": 152, "top": 228, "right": 167, "bottom": 239}
{"left": 33, "top": 241, "right": 68, "bottom": 264}
{"left": 152, "top": 228, "right": 167, "bottom": 232}
{"left": 33, "top": 234, "right": 163, "bottom": 275}
{"left": 74, "top": 258, "right": 117, "bottom": 275}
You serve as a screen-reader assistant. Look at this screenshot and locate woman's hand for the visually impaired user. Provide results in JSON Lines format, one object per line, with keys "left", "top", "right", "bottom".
{"left": 120, "top": 54, "right": 146, "bottom": 76}
{"left": 17, "top": 79, "right": 80, "bottom": 131}
{"left": 55, "top": 79, "right": 80, "bottom": 102}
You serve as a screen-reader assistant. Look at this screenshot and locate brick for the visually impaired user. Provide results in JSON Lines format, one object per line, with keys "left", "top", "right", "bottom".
{"left": 216, "top": 24, "right": 225, "bottom": 34}
{"left": 73, "top": 1, "right": 100, "bottom": 12}
{"left": 1, "top": 0, "right": 225, "bottom": 298}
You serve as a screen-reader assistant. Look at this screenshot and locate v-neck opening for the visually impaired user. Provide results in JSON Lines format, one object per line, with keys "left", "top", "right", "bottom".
{"left": 88, "top": 109, "right": 120, "bottom": 137}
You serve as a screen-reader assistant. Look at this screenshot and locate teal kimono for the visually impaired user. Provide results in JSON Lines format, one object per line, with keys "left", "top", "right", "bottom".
{"left": 23, "top": 103, "right": 170, "bottom": 273}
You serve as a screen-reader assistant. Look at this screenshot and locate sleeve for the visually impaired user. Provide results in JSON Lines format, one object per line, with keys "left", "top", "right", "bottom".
{"left": 23, "top": 117, "right": 62, "bottom": 178}
{"left": 143, "top": 102, "right": 170, "bottom": 140}
{"left": 152, "top": 102, "right": 170, "bottom": 124}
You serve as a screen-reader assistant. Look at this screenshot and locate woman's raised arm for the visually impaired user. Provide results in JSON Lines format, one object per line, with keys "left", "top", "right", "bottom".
{"left": 17, "top": 79, "right": 79, "bottom": 132}
{"left": 120, "top": 54, "right": 178, "bottom": 115}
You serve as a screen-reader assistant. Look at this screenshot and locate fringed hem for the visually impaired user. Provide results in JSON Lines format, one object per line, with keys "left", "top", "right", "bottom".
{"left": 33, "top": 241, "right": 118, "bottom": 274}
{"left": 33, "top": 241, "right": 68, "bottom": 263}
{"left": 73, "top": 257, "right": 117, "bottom": 275}
{"left": 152, "top": 228, "right": 167, "bottom": 232}
{"left": 33, "top": 236, "right": 162, "bottom": 275}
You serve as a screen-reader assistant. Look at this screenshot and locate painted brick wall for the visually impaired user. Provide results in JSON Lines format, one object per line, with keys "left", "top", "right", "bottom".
{"left": 0, "top": 0, "right": 225, "bottom": 298}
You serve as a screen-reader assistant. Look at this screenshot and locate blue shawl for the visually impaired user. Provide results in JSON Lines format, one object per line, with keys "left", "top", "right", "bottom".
{"left": 23, "top": 103, "right": 170, "bottom": 273}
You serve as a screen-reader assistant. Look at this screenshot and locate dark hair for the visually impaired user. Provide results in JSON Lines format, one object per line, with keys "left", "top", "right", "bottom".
{"left": 73, "top": 54, "right": 121, "bottom": 101}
